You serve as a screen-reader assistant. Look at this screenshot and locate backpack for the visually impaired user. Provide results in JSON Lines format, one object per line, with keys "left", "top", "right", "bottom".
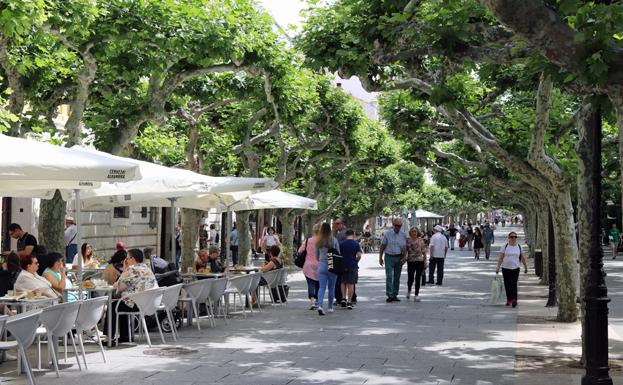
{"left": 503, "top": 243, "right": 523, "bottom": 258}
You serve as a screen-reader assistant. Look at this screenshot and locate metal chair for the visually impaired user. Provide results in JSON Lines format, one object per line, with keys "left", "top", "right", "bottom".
{"left": 115, "top": 288, "right": 165, "bottom": 347}
{"left": 277, "top": 269, "right": 289, "bottom": 306}
{"left": 158, "top": 284, "right": 183, "bottom": 341}
{"left": 74, "top": 297, "right": 108, "bottom": 368}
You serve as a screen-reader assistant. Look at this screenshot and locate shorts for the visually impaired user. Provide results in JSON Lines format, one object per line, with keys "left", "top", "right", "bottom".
{"left": 341, "top": 269, "right": 358, "bottom": 284}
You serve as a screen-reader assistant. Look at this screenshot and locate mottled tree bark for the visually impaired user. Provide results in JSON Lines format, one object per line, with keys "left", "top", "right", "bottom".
{"left": 180, "top": 208, "right": 201, "bottom": 272}
{"left": 279, "top": 210, "right": 295, "bottom": 264}
{"left": 236, "top": 210, "right": 252, "bottom": 265}
{"left": 38, "top": 190, "right": 65, "bottom": 255}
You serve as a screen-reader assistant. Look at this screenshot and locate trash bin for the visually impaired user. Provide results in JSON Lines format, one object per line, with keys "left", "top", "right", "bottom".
{"left": 534, "top": 249, "right": 543, "bottom": 278}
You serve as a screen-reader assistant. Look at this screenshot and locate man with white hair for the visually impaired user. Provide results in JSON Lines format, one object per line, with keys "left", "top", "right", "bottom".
{"left": 379, "top": 218, "right": 408, "bottom": 302}
{"left": 428, "top": 225, "right": 449, "bottom": 285}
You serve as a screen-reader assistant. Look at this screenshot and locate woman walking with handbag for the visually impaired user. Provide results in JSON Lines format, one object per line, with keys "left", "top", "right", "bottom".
{"left": 405, "top": 227, "right": 427, "bottom": 301}
{"left": 315, "top": 222, "right": 340, "bottom": 316}
{"left": 298, "top": 224, "right": 320, "bottom": 310}
{"left": 495, "top": 231, "right": 528, "bottom": 307}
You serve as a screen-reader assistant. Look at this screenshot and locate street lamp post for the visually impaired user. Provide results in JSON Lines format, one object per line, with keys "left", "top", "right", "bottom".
{"left": 582, "top": 107, "right": 613, "bottom": 385}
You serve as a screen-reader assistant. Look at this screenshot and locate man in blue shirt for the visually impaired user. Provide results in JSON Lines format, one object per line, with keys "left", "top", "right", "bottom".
{"left": 230, "top": 225, "right": 239, "bottom": 265}
{"left": 379, "top": 219, "right": 408, "bottom": 302}
{"left": 482, "top": 223, "right": 495, "bottom": 260}
{"left": 339, "top": 229, "right": 362, "bottom": 309}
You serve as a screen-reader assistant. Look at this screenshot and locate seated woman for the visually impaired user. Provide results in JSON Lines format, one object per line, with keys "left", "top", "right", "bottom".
{"left": 103, "top": 249, "right": 126, "bottom": 285}
{"left": 252, "top": 245, "right": 283, "bottom": 305}
{"left": 110, "top": 249, "right": 158, "bottom": 343}
{"left": 43, "top": 252, "right": 71, "bottom": 298}
{"left": 73, "top": 243, "right": 98, "bottom": 269}
{"left": 0, "top": 252, "right": 21, "bottom": 297}
{"left": 14, "top": 254, "right": 59, "bottom": 299}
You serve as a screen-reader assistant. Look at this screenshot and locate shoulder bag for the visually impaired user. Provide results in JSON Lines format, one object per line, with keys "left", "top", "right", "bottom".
{"left": 294, "top": 238, "right": 308, "bottom": 268}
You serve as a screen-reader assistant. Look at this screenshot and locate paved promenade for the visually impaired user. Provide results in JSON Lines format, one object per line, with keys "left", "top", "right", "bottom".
{"left": 1, "top": 226, "right": 621, "bottom": 384}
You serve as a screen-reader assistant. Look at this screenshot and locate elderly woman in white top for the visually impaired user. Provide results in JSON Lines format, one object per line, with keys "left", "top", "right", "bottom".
{"left": 14, "top": 254, "right": 59, "bottom": 299}
{"left": 495, "top": 231, "right": 528, "bottom": 308}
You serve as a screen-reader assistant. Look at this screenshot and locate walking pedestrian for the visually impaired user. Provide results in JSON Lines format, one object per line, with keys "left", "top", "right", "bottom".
{"left": 495, "top": 231, "right": 528, "bottom": 307}
{"left": 482, "top": 223, "right": 495, "bottom": 260}
{"left": 458, "top": 224, "right": 466, "bottom": 250}
{"left": 379, "top": 218, "right": 408, "bottom": 302}
{"left": 333, "top": 218, "right": 348, "bottom": 305}
{"left": 428, "top": 225, "right": 448, "bottom": 285}
{"left": 473, "top": 227, "right": 483, "bottom": 260}
{"left": 448, "top": 224, "right": 458, "bottom": 250}
{"left": 230, "top": 223, "right": 239, "bottom": 265}
{"left": 405, "top": 227, "right": 427, "bottom": 301}
{"left": 339, "top": 229, "right": 362, "bottom": 309}
{"left": 466, "top": 224, "right": 474, "bottom": 251}
{"left": 315, "top": 222, "right": 340, "bottom": 315}
{"left": 609, "top": 223, "right": 620, "bottom": 260}
{"left": 299, "top": 224, "right": 320, "bottom": 310}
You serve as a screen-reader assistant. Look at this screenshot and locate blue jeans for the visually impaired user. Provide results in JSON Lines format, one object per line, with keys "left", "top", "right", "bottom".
{"left": 317, "top": 260, "right": 337, "bottom": 310}
{"left": 305, "top": 276, "right": 320, "bottom": 300}
{"left": 384, "top": 254, "right": 403, "bottom": 298}
{"left": 230, "top": 245, "right": 239, "bottom": 265}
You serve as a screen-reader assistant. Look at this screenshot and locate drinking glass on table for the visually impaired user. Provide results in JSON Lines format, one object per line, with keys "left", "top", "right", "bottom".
{"left": 187, "top": 267, "right": 193, "bottom": 274}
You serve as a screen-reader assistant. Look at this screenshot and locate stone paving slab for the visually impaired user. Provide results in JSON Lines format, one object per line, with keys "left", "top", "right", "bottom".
{"left": 1, "top": 225, "right": 622, "bottom": 384}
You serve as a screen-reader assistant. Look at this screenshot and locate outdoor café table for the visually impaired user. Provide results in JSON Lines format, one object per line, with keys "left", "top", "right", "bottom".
{"left": 228, "top": 267, "right": 259, "bottom": 274}
{"left": 181, "top": 272, "right": 225, "bottom": 282}
{"left": 63, "top": 286, "right": 115, "bottom": 347}
{"left": 0, "top": 296, "right": 57, "bottom": 314}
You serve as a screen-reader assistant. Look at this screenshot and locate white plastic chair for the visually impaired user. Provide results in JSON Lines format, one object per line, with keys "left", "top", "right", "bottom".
{"left": 224, "top": 274, "right": 254, "bottom": 318}
{"left": 39, "top": 301, "right": 82, "bottom": 377}
{"left": 249, "top": 273, "right": 262, "bottom": 312}
{"left": 158, "top": 284, "right": 183, "bottom": 341}
{"left": 277, "top": 269, "right": 289, "bottom": 306}
{"left": 74, "top": 297, "right": 108, "bottom": 368}
{"left": 180, "top": 279, "right": 209, "bottom": 331}
{"left": 0, "top": 315, "right": 19, "bottom": 377}
{"left": 206, "top": 278, "right": 228, "bottom": 327}
{"left": 260, "top": 269, "right": 282, "bottom": 306}
{"left": 116, "top": 288, "right": 165, "bottom": 347}
{"left": 4, "top": 310, "right": 42, "bottom": 385}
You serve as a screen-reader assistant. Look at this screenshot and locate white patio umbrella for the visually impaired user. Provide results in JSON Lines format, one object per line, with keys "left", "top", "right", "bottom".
{"left": 75, "top": 146, "right": 278, "bottom": 263}
{"left": 210, "top": 190, "right": 317, "bottom": 212}
{"left": 0, "top": 135, "right": 141, "bottom": 293}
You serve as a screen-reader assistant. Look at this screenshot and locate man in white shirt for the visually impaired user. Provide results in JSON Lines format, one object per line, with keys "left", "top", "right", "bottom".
{"left": 64, "top": 216, "right": 78, "bottom": 264}
{"left": 428, "top": 225, "right": 449, "bottom": 285}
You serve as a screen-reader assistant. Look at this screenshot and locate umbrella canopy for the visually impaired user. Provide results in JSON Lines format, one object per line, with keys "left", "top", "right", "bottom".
{"left": 211, "top": 190, "right": 317, "bottom": 212}
{"left": 415, "top": 209, "right": 444, "bottom": 219}
{"left": 0, "top": 135, "right": 140, "bottom": 192}
{"left": 75, "top": 146, "right": 277, "bottom": 206}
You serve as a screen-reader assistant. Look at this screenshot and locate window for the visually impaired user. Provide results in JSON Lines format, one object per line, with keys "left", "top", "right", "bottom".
{"left": 141, "top": 207, "right": 148, "bottom": 218}
{"left": 113, "top": 206, "right": 130, "bottom": 219}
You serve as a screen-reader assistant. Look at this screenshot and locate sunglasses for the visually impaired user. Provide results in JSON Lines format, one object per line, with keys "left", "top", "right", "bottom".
{"left": 509, "top": 235, "right": 517, "bottom": 238}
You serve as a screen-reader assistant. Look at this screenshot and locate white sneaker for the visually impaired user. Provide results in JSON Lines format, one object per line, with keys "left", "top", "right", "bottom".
{"left": 415, "top": 296, "right": 421, "bottom": 302}
{"left": 327, "top": 308, "right": 334, "bottom": 313}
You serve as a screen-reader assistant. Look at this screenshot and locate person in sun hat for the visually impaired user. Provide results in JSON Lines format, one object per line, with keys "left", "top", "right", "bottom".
{"left": 428, "top": 225, "right": 449, "bottom": 285}
{"left": 63, "top": 216, "right": 78, "bottom": 264}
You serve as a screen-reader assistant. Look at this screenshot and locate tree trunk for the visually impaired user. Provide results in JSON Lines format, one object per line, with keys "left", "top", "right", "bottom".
{"left": 280, "top": 212, "right": 295, "bottom": 264}
{"left": 180, "top": 208, "right": 201, "bottom": 272}
{"left": 38, "top": 190, "right": 65, "bottom": 255}
{"left": 236, "top": 210, "right": 252, "bottom": 265}
{"left": 537, "top": 199, "right": 549, "bottom": 285}
{"left": 548, "top": 189, "right": 579, "bottom": 322}
{"left": 576, "top": 104, "right": 596, "bottom": 365}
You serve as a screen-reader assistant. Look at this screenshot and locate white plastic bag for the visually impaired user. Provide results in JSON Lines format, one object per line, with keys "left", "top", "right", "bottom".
{"left": 489, "top": 275, "right": 503, "bottom": 304}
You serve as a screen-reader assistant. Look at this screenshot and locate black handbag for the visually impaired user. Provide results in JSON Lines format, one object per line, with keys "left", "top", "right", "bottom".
{"left": 294, "top": 238, "right": 308, "bottom": 268}
{"left": 327, "top": 247, "right": 347, "bottom": 275}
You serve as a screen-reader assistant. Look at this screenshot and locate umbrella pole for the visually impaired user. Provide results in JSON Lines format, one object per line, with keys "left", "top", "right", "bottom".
{"left": 74, "top": 189, "right": 83, "bottom": 299}
{"left": 169, "top": 198, "right": 177, "bottom": 269}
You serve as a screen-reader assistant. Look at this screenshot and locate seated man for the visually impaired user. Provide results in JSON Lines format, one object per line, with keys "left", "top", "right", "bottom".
{"left": 14, "top": 254, "right": 59, "bottom": 299}
{"left": 194, "top": 249, "right": 209, "bottom": 272}
{"left": 109, "top": 249, "right": 158, "bottom": 343}
{"left": 207, "top": 246, "right": 225, "bottom": 273}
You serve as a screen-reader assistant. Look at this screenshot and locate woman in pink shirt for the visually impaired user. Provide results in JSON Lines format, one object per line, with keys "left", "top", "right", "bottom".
{"left": 299, "top": 224, "right": 320, "bottom": 310}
